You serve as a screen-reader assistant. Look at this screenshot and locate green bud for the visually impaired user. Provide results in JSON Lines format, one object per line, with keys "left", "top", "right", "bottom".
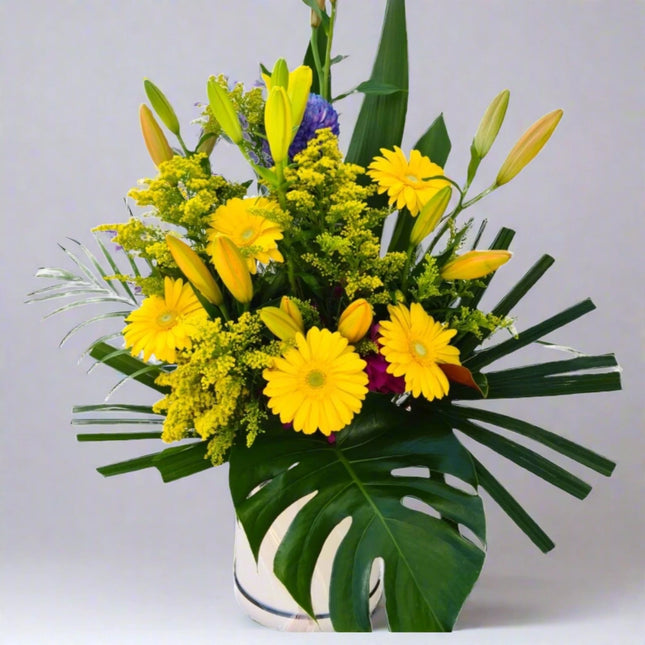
{"left": 271, "top": 58, "right": 289, "bottom": 89}
{"left": 144, "top": 78, "right": 181, "bottom": 136}
{"left": 207, "top": 78, "right": 243, "bottom": 145}
{"left": 409, "top": 186, "right": 452, "bottom": 247}
{"left": 472, "top": 89, "right": 510, "bottom": 159}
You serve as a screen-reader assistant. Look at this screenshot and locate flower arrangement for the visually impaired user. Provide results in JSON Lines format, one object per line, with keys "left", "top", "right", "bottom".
{"left": 28, "top": 0, "right": 621, "bottom": 633}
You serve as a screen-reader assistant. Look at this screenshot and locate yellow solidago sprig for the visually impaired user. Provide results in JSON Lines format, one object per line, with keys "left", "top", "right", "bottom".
{"left": 123, "top": 276, "right": 208, "bottom": 363}
{"left": 367, "top": 147, "right": 451, "bottom": 216}
{"left": 379, "top": 302, "right": 461, "bottom": 401}
{"left": 208, "top": 197, "right": 285, "bottom": 273}
{"left": 154, "top": 312, "right": 280, "bottom": 465}
{"left": 128, "top": 153, "right": 247, "bottom": 249}
{"left": 289, "top": 129, "right": 406, "bottom": 304}
{"left": 263, "top": 327, "right": 369, "bottom": 436}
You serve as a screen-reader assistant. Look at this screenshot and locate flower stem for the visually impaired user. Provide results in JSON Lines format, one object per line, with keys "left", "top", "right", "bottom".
{"left": 321, "top": 3, "right": 337, "bottom": 102}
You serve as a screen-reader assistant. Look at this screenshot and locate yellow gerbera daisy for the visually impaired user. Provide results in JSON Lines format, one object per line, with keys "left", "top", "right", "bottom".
{"left": 379, "top": 302, "right": 461, "bottom": 400}
{"left": 262, "top": 327, "right": 369, "bottom": 436}
{"left": 208, "top": 197, "right": 283, "bottom": 273}
{"left": 366, "top": 146, "right": 450, "bottom": 216}
{"left": 123, "top": 277, "right": 207, "bottom": 363}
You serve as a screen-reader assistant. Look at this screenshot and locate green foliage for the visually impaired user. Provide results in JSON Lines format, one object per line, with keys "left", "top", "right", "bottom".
{"left": 229, "top": 395, "right": 486, "bottom": 632}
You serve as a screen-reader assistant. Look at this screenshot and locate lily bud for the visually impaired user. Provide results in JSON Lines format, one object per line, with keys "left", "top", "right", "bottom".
{"left": 311, "top": 0, "right": 326, "bottom": 27}
{"left": 265, "top": 86, "right": 292, "bottom": 165}
{"left": 260, "top": 307, "right": 302, "bottom": 340}
{"left": 144, "top": 79, "right": 181, "bottom": 136}
{"left": 209, "top": 236, "right": 253, "bottom": 303}
{"left": 338, "top": 299, "right": 373, "bottom": 343}
{"left": 207, "top": 78, "right": 243, "bottom": 145}
{"left": 472, "top": 89, "right": 509, "bottom": 159}
{"left": 166, "top": 235, "right": 223, "bottom": 306}
{"left": 139, "top": 104, "right": 174, "bottom": 167}
{"left": 270, "top": 58, "right": 289, "bottom": 90}
{"left": 495, "top": 109, "right": 563, "bottom": 186}
{"left": 441, "top": 250, "right": 512, "bottom": 281}
{"left": 409, "top": 186, "right": 452, "bottom": 247}
{"left": 280, "top": 296, "right": 304, "bottom": 332}
{"left": 287, "top": 66, "right": 313, "bottom": 132}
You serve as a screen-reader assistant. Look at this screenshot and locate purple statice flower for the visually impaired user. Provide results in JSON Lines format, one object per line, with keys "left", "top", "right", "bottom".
{"left": 289, "top": 93, "right": 340, "bottom": 159}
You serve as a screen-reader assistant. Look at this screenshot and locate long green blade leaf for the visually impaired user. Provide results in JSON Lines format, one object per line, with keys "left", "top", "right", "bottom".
{"left": 471, "top": 456, "right": 555, "bottom": 553}
{"left": 97, "top": 442, "right": 211, "bottom": 481}
{"left": 345, "top": 0, "right": 408, "bottom": 167}
{"left": 464, "top": 299, "right": 597, "bottom": 370}
{"left": 89, "top": 342, "right": 169, "bottom": 393}
{"left": 78, "top": 432, "right": 163, "bottom": 441}
{"left": 444, "top": 414, "right": 592, "bottom": 499}
{"left": 448, "top": 404, "right": 615, "bottom": 476}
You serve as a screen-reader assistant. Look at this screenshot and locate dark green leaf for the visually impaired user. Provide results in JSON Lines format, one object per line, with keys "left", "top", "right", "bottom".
{"left": 355, "top": 80, "right": 404, "bottom": 95}
{"left": 78, "top": 432, "right": 163, "bottom": 441}
{"left": 97, "top": 441, "right": 211, "bottom": 481}
{"left": 471, "top": 456, "right": 555, "bottom": 553}
{"left": 89, "top": 342, "right": 169, "bottom": 393}
{"left": 346, "top": 0, "right": 408, "bottom": 167}
{"left": 443, "top": 413, "right": 592, "bottom": 499}
{"left": 413, "top": 114, "right": 451, "bottom": 167}
{"left": 447, "top": 404, "right": 615, "bottom": 476}
{"left": 464, "top": 299, "right": 597, "bottom": 371}
{"left": 230, "top": 395, "right": 485, "bottom": 632}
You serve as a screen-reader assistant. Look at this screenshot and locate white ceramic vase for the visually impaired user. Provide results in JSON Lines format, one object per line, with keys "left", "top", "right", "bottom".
{"left": 233, "top": 498, "right": 383, "bottom": 631}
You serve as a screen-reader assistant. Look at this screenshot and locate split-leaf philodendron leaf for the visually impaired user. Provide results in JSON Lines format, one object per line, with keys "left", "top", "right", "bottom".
{"left": 229, "top": 394, "right": 486, "bottom": 632}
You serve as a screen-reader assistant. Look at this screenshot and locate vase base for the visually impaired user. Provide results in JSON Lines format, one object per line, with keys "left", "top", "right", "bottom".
{"left": 234, "top": 571, "right": 383, "bottom": 632}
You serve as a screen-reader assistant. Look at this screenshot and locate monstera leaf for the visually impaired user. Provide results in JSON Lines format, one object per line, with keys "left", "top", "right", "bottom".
{"left": 229, "top": 394, "right": 486, "bottom": 632}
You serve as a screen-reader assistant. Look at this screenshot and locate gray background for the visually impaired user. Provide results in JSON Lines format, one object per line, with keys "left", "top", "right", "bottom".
{"left": 2, "top": 1, "right": 644, "bottom": 642}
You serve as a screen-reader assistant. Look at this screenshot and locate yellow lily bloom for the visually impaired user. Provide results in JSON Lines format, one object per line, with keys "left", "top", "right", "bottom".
{"left": 166, "top": 235, "right": 223, "bottom": 306}
{"left": 441, "top": 250, "right": 512, "bottom": 281}
{"left": 265, "top": 86, "right": 292, "bottom": 165}
{"left": 264, "top": 61, "right": 313, "bottom": 134}
{"left": 287, "top": 66, "right": 313, "bottom": 132}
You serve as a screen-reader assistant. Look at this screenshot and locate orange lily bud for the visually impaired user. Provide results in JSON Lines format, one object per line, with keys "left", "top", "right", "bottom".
{"left": 338, "top": 299, "right": 373, "bottom": 343}
{"left": 139, "top": 104, "right": 174, "bottom": 167}
{"left": 441, "top": 250, "right": 512, "bottom": 281}
{"left": 260, "top": 307, "right": 302, "bottom": 340}
{"left": 496, "top": 109, "right": 563, "bottom": 186}
{"left": 279, "top": 296, "right": 305, "bottom": 332}
{"left": 209, "top": 236, "right": 253, "bottom": 303}
{"left": 166, "top": 235, "right": 223, "bottom": 306}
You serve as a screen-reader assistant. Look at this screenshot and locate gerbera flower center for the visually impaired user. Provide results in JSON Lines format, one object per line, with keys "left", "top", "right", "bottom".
{"left": 412, "top": 340, "right": 428, "bottom": 358}
{"left": 156, "top": 310, "right": 177, "bottom": 328}
{"left": 241, "top": 227, "right": 256, "bottom": 242}
{"left": 405, "top": 173, "right": 420, "bottom": 184}
{"left": 306, "top": 369, "right": 326, "bottom": 389}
